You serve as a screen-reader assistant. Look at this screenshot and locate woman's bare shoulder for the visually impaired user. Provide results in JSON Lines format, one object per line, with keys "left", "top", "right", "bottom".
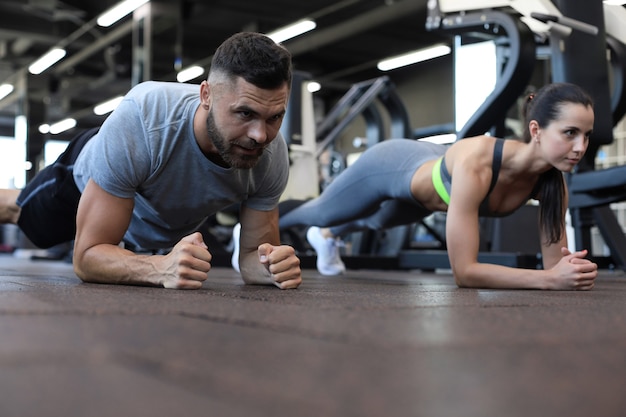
{"left": 447, "top": 135, "right": 497, "bottom": 163}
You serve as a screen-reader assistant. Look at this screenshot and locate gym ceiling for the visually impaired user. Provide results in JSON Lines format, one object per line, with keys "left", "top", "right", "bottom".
{"left": 0, "top": 0, "right": 445, "bottom": 136}
{"left": 0, "top": 0, "right": 624, "bottom": 139}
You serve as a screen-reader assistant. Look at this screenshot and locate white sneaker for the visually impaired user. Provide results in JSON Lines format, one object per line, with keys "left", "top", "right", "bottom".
{"left": 231, "top": 223, "right": 241, "bottom": 273}
{"left": 306, "top": 226, "right": 346, "bottom": 276}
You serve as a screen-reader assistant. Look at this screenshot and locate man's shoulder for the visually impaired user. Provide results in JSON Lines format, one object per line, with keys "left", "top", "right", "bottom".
{"left": 126, "top": 81, "right": 199, "bottom": 99}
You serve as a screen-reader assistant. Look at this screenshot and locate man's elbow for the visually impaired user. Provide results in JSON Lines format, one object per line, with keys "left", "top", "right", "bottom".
{"left": 239, "top": 271, "right": 270, "bottom": 286}
{"left": 72, "top": 251, "right": 96, "bottom": 283}
{"left": 72, "top": 262, "right": 94, "bottom": 283}
{"left": 239, "top": 273, "right": 254, "bottom": 285}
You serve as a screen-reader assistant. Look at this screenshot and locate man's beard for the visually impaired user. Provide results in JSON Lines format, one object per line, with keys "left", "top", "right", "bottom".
{"left": 206, "top": 111, "right": 263, "bottom": 169}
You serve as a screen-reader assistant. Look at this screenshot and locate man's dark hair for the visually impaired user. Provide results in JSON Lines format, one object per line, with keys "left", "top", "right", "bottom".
{"left": 210, "top": 32, "right": 292, "bottom": 89}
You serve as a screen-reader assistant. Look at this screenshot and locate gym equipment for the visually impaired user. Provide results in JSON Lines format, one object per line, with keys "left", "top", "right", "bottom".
{"left": 426, "top": 0, "right": 537, "bottom": 141}
{"left": 551, "top": 0, "right": 626, "bottom": 271}
{"left": 305, "top": 0, "right": 623, "bottom": 272}
{"left": 281, "top": 71, "right": 320, "bottom": 202}
{"left": 277, "top": 0, "right": 626, "bottom": 273}
{"left": 315, "top": 76, "right": 412, "bottom": 158}
{"left": 291, "top": 1, "right": 543, "bottom": 271}
{"left": 395, "top": 1, "right": 541, "bottom": 270}
{"left": 398, "top": 0, "right": 626, "bottom": 272}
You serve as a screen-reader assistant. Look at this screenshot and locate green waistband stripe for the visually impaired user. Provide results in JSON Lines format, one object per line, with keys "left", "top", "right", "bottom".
{"left": 432, "top": 157, "right": 450, "bottom": 205}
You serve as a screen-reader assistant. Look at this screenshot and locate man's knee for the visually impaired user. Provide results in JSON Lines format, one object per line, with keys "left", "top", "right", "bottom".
{"left": 0, "top": 189, "right": 22, "bottom": 224}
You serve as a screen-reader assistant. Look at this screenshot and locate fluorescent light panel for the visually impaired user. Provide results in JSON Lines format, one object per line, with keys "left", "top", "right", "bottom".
{"left": 28, "top": 48, "right": 67, "bottom": 74}
{"left": 49, "top": 118, "right": 77, "bottom": 134}
{"left": 377, "top": 44, "right": 451, "bottom": 71}
{"left": 307, "top": 81, "right": 321, "bottom": 93}
{"left": 176, "top": 65, "right": 205, "bottom": 83}
{"left": 93, "top": 96, "right": 124, "bottom": 115}
{"left": 267, "top": 19, "right": 316, "bottom": 43}
{"left": 0, "top": 84, "right": 14, "bottom": 101}
{"left": 97, "top": 0, "right": 150, "bottom": 27}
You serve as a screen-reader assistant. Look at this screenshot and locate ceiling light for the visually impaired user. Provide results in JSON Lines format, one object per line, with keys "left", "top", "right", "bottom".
{"left": 307, "top": 81, "right": 321, "bottom": 93}
{"left": 28, "top": 48, "right": 67, "bottom": 75}
{"left": 93, "top": 96, "right": 124, "bottom": 115}
{"left": 267, "top": 19, "right": 316, "bottom": 43}
{"left": 176, "top": 66, "right": 205, "bottom": 83}
{"left": 49, "top": 118, "right": 77, "bottom": 134}
{"left": 0, "top": 84, "right": 14, "bottom": 101}
{"left": 97, "top": 0, "right": 150, "bottom": 27}
{"left": 377, "top": 44, "right": 451, "bottom": 71}
{"left": 604, "top": 0, "right": 626, "bottom": 5}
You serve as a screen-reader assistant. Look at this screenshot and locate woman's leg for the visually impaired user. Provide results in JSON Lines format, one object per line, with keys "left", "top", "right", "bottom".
{"left": 329, "top": 199, "right": 432, "bottom": 236}
{"left": 306, "top": 198, "right": 433, "bottom": 275}
{"left": 281, "top": 139, "right": 444, "bottom": 275}
{"left": 280, "top": 138, "right": 444, "bottom": 234}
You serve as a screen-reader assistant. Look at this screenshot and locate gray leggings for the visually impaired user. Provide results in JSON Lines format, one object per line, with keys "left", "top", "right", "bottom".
{"left": 279, "top": 139, "right": 447, "bottom": 237}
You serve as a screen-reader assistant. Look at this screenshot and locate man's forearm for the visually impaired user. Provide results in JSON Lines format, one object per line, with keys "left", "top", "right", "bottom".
{"left": 73, "top": 244, "right": 165, "bottom": 287}
{"left": 73, "top": 232, "right": 211, "bottom": 289}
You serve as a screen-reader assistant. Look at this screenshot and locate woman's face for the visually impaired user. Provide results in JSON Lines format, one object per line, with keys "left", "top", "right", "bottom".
{"left": 534, "top": 102, "right": 595, "bottom": 172}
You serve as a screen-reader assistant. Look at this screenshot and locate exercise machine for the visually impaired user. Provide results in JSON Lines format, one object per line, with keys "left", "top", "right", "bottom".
{"left": 397, "top": 0, "right": 543, "bottom": 270}
{"left": 287, "top": 1, "right": 544, "bottom": 270}
{"left": 306, "top": 0, "right": 618, "bottom": 271}
{"left": 550, "top": 1, "right": 626, "bottom": 271}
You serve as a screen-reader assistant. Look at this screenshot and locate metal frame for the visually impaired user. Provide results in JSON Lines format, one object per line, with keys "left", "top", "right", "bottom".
{"left": 314, "top": 76, "right": 412, "bottom": 158}
{"left": 384, "top": 5, "right": 539, "bottom": 270}
{"left": 427, "top": 7, "right": 536, "bottom": 139}
{"left": 566, "top": 38, "right": 626, "bottom": 260}
{"left": 310, "top": 5, "right": 540, "bottom": 271}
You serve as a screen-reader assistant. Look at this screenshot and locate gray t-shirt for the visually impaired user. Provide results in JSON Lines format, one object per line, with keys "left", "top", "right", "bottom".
{"left": 73, "top": 81, "right": 289, "bottom": 251}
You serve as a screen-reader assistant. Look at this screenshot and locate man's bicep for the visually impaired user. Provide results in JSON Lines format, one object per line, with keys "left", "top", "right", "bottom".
{"left": 74, "top": 179, "right": 134, "bottom": 253}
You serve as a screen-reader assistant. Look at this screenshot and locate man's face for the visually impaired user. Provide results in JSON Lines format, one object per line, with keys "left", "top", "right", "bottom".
{"left": 206, "top": 77, "right": 289, "bottom": 169}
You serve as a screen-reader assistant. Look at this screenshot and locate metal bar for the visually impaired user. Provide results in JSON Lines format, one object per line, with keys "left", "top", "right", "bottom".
{"left": 315, "top": 77, "right": 389, "bottom": 158}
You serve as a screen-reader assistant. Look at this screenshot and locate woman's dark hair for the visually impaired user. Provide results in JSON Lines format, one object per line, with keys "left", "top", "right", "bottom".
{"left": 210, "top": 32, "right": 292, "bottom": 90}
{"left": 521, "top": 83, "right": 594, "bottom": 244}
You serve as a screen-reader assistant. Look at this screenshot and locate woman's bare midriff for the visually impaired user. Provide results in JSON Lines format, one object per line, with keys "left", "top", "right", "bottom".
{"left": 410, "top": 159, "right": 448, "bottom": 212}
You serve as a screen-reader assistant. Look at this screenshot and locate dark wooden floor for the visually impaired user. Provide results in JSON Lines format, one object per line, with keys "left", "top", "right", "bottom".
{"left": 2, "top": 254, "right": 626, "bottom": 417}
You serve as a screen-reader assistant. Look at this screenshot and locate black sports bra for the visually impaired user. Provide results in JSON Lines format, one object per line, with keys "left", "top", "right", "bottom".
{"left": 437, "top": 138, "right": 504, "bottom": 215}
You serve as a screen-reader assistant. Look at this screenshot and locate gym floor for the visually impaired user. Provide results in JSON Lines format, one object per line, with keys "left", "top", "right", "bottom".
{"left": 2, "top": 254, "right": 626, "bottom": 417}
